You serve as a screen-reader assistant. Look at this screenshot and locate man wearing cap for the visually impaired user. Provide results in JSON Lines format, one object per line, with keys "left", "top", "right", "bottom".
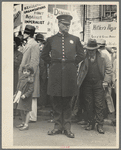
{"left": 77, "top": 39, "right": 112, "bottom": 134}
{"left": 41, "top": 14, "right": 85, "bottom": 138}
{"left": 35, "top": 33, "right": 48, "bottom": 108}
{"left": 18, "top": 25, "right": 40, "bottom": 123}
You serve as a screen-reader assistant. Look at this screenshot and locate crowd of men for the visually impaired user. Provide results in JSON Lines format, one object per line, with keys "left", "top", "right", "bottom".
{"left": 14, "top": 14, "right": 117, "bottom": 138}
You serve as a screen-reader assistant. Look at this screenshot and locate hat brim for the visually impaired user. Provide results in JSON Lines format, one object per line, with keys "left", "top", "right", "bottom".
{"left": 60, "top": 21, "right": 70, "bottom": 25}
{"left": 85, "top": 45, "right": 100, "bottom": 50}
{"left": 98, "top": 43, "right": 106, "bottom": 46}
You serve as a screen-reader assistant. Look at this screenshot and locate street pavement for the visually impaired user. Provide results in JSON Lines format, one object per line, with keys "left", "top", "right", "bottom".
{"left": 13, "top": 116, "right": 117, "bottom": 148}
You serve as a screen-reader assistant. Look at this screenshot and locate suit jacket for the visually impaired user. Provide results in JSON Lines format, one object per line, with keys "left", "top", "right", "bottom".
{"left": 41, "top": 32, "right": 85, "bottom": 97}
{"left": 18, "top": 38, "right": 40, "bottom": 97}
{"left": 72, "top": 51, "right": 113, "bottom": 114}
{"left": 77, "top": 51, "right": 112, "bottom": 91}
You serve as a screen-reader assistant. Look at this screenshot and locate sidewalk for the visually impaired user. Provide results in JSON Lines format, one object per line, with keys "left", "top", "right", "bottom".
{"left": 13, "top": 115, "right": 117, "bottom": 148}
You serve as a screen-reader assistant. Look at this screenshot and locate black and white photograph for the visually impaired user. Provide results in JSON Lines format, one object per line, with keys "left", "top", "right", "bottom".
{"left": 2, "top": 1, "right": 119, "bottom": 149}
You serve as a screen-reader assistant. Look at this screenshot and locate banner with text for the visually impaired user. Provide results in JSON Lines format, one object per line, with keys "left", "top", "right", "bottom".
{"left": 23, "top": 4, "right": 48, "bottom": 33}
{"left": 14, "top": 4, "right": 21, "bottom": 29}
{"left": 90, "top": 22, "right": 117, "bottom": 47}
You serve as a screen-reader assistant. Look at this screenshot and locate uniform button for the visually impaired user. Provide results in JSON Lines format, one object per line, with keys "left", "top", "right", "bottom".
{"left": 62, "top": 40, "right": 64, "bottom": 42}
{"left": 62, "top": 59, "right": 65, "bottom": 61}
{"left": 62, "top": 46, "right": 64, "bottom": 48}
{"left": 62, "top": 49, "right": 64, "bottom": 51}
{"left": 63, "top": 52, "right": 65, "bottom": 54}
{"left": 62, "top": 43, "right": 64, "bottom": 45}
{"left": 63, "top": 56, "right": 65, "bottom": 58}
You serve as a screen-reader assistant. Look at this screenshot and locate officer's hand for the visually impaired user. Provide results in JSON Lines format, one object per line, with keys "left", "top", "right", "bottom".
{"left": 21, "top": 95, "right": 25, "bottom": 99}
{"left": 102, "top": 82, "right": 108, "bottom": 90}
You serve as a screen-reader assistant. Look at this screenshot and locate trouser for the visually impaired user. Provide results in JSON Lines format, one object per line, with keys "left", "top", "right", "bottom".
{"left": 83, "top": 80, "right": 106, "bottom": 125}
{"left": 29, "top": 98, "right": 37, "bottom": 121}
{"left": 53, "top": 96, "right": 72, "bottom": 131}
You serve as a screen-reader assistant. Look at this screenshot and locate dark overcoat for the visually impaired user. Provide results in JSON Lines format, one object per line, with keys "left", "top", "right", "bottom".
{"left": 14, "top": 50, "right": 23, "bottom": 93}
{"left": 72, "top": 51, "right": 112, "bottom": 114}
{"left": 41, "top": 32, "right": 85, "bottom": 97}
{"left": 17, "top": 75, "right": 34, "bottom": 111}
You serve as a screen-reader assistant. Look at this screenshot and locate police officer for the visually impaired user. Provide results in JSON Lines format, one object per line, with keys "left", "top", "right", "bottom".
{"left": 41, "top": 14, "right": 85, "bottom": 138}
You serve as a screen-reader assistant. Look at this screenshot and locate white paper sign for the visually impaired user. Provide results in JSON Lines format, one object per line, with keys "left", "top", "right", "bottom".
{"left": 90, "top": 22, "right": 117, "bottom": 47}
{"left": 23, "top": 4, "right": 48, "bottom": 33}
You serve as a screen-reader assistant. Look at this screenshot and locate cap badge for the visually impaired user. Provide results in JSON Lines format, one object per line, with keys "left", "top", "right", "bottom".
{"left": 70, "top": 40, "right": 74, "bottom": 44}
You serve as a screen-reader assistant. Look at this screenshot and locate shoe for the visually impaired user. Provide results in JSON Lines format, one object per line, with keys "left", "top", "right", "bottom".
{"left": 29, "top": 120, "right": 36, "bottom": 123}
{"left": 77, "top": 120, "right": 87, "bottom": 125}
{"left": 64, "top": 130, "right": 75, "bottom": 138}
{"left": 97, "top": 124, "right": 104, "bottom": 134}
{"left": 85, "top": 122, "right": 95, "bottom": 131}
{"left": 48, "top": 129, "right": 62, "bottom": 135}
{"left": 19, "top": 125, "right": 29, "bottom": 131}
{"left": 48, "top": 119, "right": 54, "bottom": 123}
{"left": 16, "top": 123, "right": 24, "bottom": 128}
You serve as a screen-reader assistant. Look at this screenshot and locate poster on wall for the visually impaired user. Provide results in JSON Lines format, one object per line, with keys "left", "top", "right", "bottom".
{"left": 90, "top": 22, "right": 117, "bottom": 47}
{"left": 23, "top": 4, "right": 48, "bottom": 33}
{"left": 14, "top": 4, "right": 22, "bottom": 35}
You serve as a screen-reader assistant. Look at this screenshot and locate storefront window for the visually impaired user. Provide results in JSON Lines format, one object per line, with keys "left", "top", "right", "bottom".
{"left": 102, "top": 5, "right": 117, "bottom": 21}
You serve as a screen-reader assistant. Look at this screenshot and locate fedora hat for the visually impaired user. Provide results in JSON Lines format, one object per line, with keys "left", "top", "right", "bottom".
{"left": 24, "top": 25, "right": 35, "bottom": 35}
{"left": 85, "top": 39, "right": 100, "bottom": 50}
{"left": 97, "top": 39, "right": 106, "bottom": 46}
{"left": 57, "top": 14, "right": 73, "bottom": 25}
{"left": 35, "top": 33, "right": 45, "bottom": 41}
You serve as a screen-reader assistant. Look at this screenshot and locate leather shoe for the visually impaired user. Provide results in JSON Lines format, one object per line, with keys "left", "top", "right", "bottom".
{"left": 97, "top": 124, "right": 104, "bottom": 134}
{"left": 85, "top": 122, "right": 95, "bottom": 130}
{"left": 64, "top": 130, "right": 75, "bottom": 138}
{"left": 16, "top": 123, "right": 24, "bottom": 128}
{"left": 29, "top": 120, "right": 36, "bottom": 123}
{"left": 19, "top": 125, "right": 29, "bottom": 131}
{"left": 48, "top": 129, "right": 62, "bottom": 135}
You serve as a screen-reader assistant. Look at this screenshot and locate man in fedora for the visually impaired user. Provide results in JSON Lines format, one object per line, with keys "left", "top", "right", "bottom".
{"left": 18, "top": 25, "right": 40, "bottom": 123}
{"left": 41, "top": 14, "right": 85, "bottom": 138}
{"left": 97, "top": 39, "right": 112, "bottom": 61}
{"left": 77, "top": 39, "right": 112, "bottom": 134}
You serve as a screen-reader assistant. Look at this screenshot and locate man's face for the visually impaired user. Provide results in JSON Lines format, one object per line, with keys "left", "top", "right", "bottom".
{"left": 58, "top": 22, "right": 70, "bottom": 33}
{"left": 88, "top": 49, "right": 97, "bottom": 57}
{"left": 23, "top": 33, "right": 29, "bottom": 40}
{"left": 87, "top": 49, "right": 97, "bottom": 62}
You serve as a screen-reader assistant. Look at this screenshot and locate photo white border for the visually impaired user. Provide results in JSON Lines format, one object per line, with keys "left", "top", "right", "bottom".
{"left": 2, "top": 1, "right": 119, "bottom": 149}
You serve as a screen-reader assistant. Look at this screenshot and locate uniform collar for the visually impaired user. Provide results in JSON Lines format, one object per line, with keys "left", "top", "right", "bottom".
{"left": 57, "top": 32, "right": 69, "bottom": 37}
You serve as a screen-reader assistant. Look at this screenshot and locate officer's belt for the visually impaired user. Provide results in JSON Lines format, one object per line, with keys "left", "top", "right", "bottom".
{"left": 51, "top": 59, "right": 75, "bottom": 63}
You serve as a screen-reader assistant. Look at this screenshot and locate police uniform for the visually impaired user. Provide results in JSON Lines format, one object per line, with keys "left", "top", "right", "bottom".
{"left": 41, "top": 15, "right": 85, "bottom": 137}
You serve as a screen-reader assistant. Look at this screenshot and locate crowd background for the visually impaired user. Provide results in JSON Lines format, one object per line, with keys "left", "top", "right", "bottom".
{"left": 13, "top": 3, "right": 118, "bottom": 126}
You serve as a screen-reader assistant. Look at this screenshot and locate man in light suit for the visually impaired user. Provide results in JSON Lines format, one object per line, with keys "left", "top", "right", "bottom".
{"left": 19, "top": 25, "right": 40, "bottom": 123}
